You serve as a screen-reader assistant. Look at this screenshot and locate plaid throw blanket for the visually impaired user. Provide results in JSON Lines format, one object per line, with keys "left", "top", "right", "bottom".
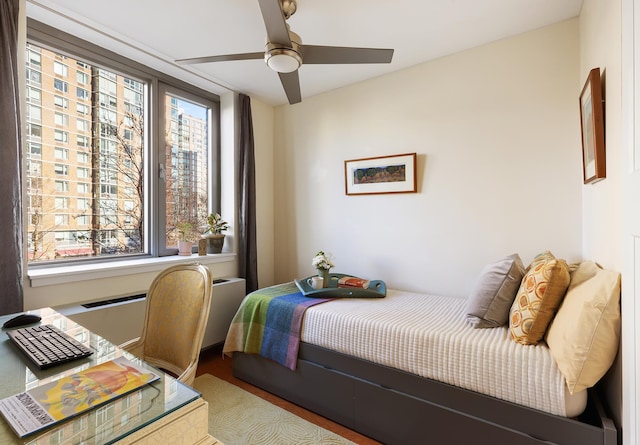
{"left": 223, "top": 282, "right": 330, "bottom": 370}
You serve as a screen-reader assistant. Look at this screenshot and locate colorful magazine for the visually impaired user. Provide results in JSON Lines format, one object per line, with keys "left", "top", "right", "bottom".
{"left": 0, "top": 356, "right": 159, "bottom": 438}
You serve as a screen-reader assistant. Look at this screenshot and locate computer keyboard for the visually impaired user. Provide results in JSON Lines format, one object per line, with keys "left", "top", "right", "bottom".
{"left": 7, "top": 324, "right": 93, "bottom": 369}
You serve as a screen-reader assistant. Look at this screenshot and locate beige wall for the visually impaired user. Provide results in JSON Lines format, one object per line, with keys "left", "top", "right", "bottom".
{"left": 269, "top": 19, "right": 582, "bottom": 298}
{"left": 580, "top": 0, "right": 623, "bottom": 271}
{"left": 579, "top": 0, "right": 624, "bottom": 430}
{"left": 250, "top": 99, "right": 276, "bottom": 287}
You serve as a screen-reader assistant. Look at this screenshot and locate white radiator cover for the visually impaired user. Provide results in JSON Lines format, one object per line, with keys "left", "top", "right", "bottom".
{"left": 202, "top": 277, "right": 246, "bottom": 349}
{"left": 55, "top": 277, "right": 246, "bottom": 348}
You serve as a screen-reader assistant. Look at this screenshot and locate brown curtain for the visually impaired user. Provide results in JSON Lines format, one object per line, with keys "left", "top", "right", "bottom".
{"left": 0, "top": 0, "right": 24, "bottom": 315}
{"left": 237, "top": 94, "right": 258, "bottom": 293}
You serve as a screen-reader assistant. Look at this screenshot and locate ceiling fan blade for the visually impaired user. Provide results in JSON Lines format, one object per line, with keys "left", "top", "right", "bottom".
{"left": 278, "top": 71, "right": 301, "bottom": 104}
{"left": 258, "top": 0, "right": 291, "bottom": 45}
{"left": 175, "top": 52, "right": 264, "bottom": 65}
{"left": 301, "top": 45, "right": 394, "bottom": 64}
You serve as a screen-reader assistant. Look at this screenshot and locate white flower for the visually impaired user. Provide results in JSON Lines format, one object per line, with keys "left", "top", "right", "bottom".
{"left": 312, "top": 251, "right": 334, "bottom": 270}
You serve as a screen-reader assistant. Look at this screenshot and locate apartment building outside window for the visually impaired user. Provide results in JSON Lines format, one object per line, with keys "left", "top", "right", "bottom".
{"left": 25, "top": 32, "right": 219, "bottom": 264}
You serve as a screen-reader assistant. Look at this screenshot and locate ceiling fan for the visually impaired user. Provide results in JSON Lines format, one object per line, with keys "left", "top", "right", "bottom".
{"left": 175, "top": 0, "right": 394, "bottom": 104}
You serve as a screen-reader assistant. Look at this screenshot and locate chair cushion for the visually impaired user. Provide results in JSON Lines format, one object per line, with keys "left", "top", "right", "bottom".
{"left": 545, "top": 261, "right": 621, "bottom": 394}
{"left": 465, "top": 254, "right": 525, "bottom": 328}
{"left": 509, "top": 251, "right": 570, "bottom": 345}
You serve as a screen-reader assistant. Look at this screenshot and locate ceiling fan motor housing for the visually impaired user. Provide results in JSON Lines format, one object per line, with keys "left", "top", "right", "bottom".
{"left": 264, "top": 28, "right": 302, "bottom": 72}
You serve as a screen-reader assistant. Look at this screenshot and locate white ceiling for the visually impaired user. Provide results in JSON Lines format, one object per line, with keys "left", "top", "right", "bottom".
{"left": 28, "top": 0, "right": 583, "bottom": 106}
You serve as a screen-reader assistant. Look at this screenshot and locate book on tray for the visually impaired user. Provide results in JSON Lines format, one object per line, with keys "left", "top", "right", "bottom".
{"left": 337, "top": 276, "right": 370, "bottom": 289}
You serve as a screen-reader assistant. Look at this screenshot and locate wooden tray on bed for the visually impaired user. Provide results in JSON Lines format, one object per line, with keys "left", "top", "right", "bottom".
{"left": 294, "top": 273, "right": 386, "bottom": 298}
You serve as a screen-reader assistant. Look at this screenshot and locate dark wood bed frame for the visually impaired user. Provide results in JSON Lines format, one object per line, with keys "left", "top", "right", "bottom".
{"left": 233, "top": 343, "right": 617, "bottom": 445}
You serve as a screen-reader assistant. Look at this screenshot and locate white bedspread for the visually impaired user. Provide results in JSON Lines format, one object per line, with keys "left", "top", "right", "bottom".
{"left": 300, "top": 290, "right": 586, "bottom": 417}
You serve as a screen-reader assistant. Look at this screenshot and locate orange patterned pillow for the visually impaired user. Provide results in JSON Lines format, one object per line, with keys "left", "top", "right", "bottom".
{"left": 509, "top": 251, "right": 570, "bottom": 345}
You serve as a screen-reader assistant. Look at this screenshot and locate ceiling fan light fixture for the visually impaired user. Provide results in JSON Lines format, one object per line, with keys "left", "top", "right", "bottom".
{"left": 265, "top": 48, "right": 302, "bottom": 73}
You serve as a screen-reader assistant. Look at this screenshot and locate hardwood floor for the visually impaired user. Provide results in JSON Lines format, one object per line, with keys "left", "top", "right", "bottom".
{"left": 196, "top": 347, "right": 382, "bottom": 445}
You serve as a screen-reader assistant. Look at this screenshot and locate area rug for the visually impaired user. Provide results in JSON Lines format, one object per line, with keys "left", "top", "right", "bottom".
{"left": 194, "top": 374, "right": 356, "bottom": 445}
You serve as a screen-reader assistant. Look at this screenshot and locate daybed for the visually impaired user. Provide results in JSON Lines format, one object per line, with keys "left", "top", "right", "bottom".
{"left": 224, "top": 253, "right": 620, "bottom": 445}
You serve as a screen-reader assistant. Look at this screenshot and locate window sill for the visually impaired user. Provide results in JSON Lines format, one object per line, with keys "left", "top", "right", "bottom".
{"left": 28, "top": 253, "right": 236, "bottom": 288}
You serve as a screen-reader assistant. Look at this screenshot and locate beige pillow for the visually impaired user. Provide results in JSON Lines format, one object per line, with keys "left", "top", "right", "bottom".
{"left": 546, "top": 261, "right": 621, "bottom": 394}
{"left": 509, "top": 251, "right": 570, "bottom": 345}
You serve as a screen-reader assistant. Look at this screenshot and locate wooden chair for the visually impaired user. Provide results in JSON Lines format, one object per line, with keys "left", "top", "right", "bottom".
{"left": 120, "top": 263, "right": 213, "bottom": 387}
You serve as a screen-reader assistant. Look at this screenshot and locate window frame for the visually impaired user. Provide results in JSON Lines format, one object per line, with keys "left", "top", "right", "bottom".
{"left": 26, "top": 18, "right": 221, "bottom": 269}
{"left": 157, "top": 82, "right": 220, "bottom": 256}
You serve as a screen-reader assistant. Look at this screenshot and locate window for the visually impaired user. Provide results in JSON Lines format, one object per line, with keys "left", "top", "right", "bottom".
{"left": 26, "top": 68, "right": 41, "bottom": 85}
{"left": 54, "top": 197, "right": 68, "bottom": 209}
{"left": 54, "top": 180, "right": 69, "bottom": 192}
{"left": 54, "top": 214, "right": 69, "bottom": 225}
{"left": 76, "top": 214, "right": 90, "bottom": 225}
{"left": 27, "top": 105, "right": 41, "bottom": 123}
{"left": 27, "top": 47, "right": 41, "bottom": 67}
{"left": 54, "top": 147, "right": 69, "bottom": 160}
{"left": 28, "top": 143, "right": 42, "bottom": 157}
{"left": 54, "top": 130, "right": 68, "bottom": 143}
{"left": 77, "top": 87, "right": 89, "bottom": 100}
{"left": 77, "top": 135, "right": 89, "bottom": 148}
{"left": 53, "top": 79, "right": 68, "bottom": 93}
{"left": 99, "top": 93, "right": 116, "bottom": 109}
{"left": 77, "top": 152, "right": 89, "bottom": 163}
{"left": 77, "top": 198, "right": 90, "bottom": 210}
{"left": 27, "top": 123, "right": 42, "bottom": 139}
{"left": 53, "top": 61, "right": 68, "bottom": 77}
{"left": 54, "top": 112, "right": 68, "bottom": 127}
{"left": 159, "top": 85, "right": 214, "bottom": 252}
{"left": 25, "top": 31, "right": 220, "bottom": 265}
{"left": 26, "top": 86, "right": 41, "bottom": 103}
{"left": 77, "top": 167, "right": 90, "bottom": 179}
{"left": 77, "top": 103, "right": 89, "bottom": 115}
{"left": 54, "top": 95, "right": 68, "bottom": 109}
{"left": 77, "top": 119, "right": 90, "bottom": 132}
{"left": 76, "top": 71, "right": 89, "bottom": 84}
{"left": 54, "top": 164, "right": 68, "bottom": 175}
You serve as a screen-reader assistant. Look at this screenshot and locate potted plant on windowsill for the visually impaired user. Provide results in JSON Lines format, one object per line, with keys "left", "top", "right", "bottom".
{"left": 177, "top": 222, "right": 196, "bottom": 256}
{"left": 202, "top": 213, "right": 229, "bottom": 254}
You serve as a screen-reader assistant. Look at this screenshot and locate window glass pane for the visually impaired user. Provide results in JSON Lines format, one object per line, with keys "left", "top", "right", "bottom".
{"left": 54, "top": 95, "right": 68, "bottom": 109}
{"left": 163, "top": 95, "right": 209, "bottom": 248}
{"left": 26, "top": 86, "right": 41, "bottom": 103}
{"left": 27, "top": 105, "right": 41, "bottom": 123}
{"left": 54, "top": 112, "right": 68, "bottom": 126}
{"left": 54, "top": 147, "right": 69, "bottom": 160}
{"left": 25, "top": 43, "right": 145, "bottom": 262}
{"left": 54, "top": 61, "right": 68, "bottom": 77}
{"left": 54, "top": 78, "right": 68, "bottom": 93}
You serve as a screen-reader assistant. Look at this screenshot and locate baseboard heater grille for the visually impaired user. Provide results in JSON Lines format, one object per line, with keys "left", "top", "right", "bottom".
{"left": 82, "top": 280, "right": 229, "bottom": 309}
{"left": 81, "top": 294, "right": 146, "bottom": 309}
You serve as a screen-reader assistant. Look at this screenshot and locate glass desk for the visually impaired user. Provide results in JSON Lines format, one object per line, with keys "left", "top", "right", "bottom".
{"left": 0, "top": 308, "right": 218, "bottom": 445}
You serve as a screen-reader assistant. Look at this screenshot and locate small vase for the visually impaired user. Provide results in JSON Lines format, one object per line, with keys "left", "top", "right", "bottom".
{"left": 177, "top": 240, "right": 193, "bottom": 256}
{"left": 317, "top": 268, "right": 330, "bottom": 288}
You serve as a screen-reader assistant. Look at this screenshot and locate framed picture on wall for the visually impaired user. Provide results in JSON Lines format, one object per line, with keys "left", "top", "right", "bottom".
{"left": 579, "top": 67, "right": 606, "bottom": 184}
{"left": 344, "top": 153, "right": 417, "bottom": 195}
